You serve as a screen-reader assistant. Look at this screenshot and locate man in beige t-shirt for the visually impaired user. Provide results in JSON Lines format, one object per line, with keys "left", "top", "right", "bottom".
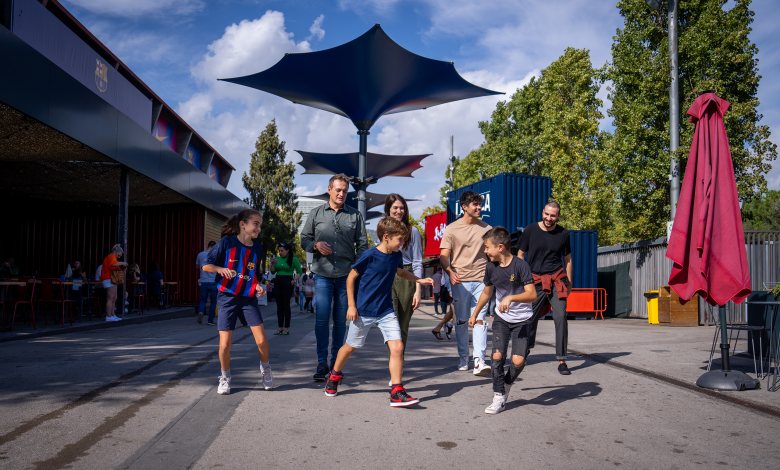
{"left": 439, "top": 191, "right": 492, "bottom": 375}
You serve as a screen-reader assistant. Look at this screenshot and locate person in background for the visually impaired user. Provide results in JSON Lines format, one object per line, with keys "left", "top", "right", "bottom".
{"left": 302, "top": 269, "right": 315, "bottom": 313}
{"left": 196, "top": 241, "right": 218, "bottom": 325}
{"left": 100, "top": 244, "right": 127, "bottom": 322}
{"left": 270, "top": 241, "right": 302, "bottom": 335}
{"left": 147, "top": 262, "right": 165, "bottom": 308}
{"left": 431, "top": 267, "right": 443, "bottom": 316}
{"left": 431, "top": 269, "right": 455, "bottom": 340}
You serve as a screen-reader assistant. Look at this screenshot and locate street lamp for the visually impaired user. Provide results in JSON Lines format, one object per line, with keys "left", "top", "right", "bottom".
{"left": 647, "top": 0, "right": 680, "bottom": 222}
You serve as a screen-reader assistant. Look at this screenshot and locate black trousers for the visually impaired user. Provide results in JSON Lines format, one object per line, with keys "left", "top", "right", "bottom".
{"left": 527, "top": 282, "right": 569, "bottom": 360}
{"left": 274, "top": 275, "right": 293, "bottom": 328}
{"left": 491, "top": 315, "right": 531, "bottom": 394}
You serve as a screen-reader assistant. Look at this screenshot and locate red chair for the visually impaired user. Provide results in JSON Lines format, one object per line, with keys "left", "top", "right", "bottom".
{"left": 11, "top": 279, "right": 38, "bottom": 329}
{"left": 38, "top": 279, "right": 75, "bottom": 326}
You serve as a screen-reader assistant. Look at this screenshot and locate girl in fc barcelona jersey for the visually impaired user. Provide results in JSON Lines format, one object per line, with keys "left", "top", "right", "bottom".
{"left": 203, "top": 209, "right": 274, "bottom": 396}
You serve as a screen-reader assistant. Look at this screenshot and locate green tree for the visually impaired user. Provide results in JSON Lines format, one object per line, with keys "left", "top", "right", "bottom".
{"left": 742, "top": 190, "right": 780, "bottom": 230}
{"left": 451, "top": 48, "right": 615, "bottom": 241}
{"left": 607, "top": 0, "right": 777, "bottom": 242}
{"left": 242, "top": 120, "right": 300, "bottom": 251}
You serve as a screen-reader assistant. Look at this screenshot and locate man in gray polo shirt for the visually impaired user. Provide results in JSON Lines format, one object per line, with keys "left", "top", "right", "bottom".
{"left": 301, "top": 174, "right": 368, "bottom": 381}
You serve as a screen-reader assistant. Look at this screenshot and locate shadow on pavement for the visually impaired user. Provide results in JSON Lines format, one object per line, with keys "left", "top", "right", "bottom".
{"left": 508, "top": 381, "right": 602, "bottom": 409}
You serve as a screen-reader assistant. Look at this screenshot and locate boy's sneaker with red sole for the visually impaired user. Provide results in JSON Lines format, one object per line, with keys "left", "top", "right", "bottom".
{"left": 389, "top": 385, "right": 419, "bottom": 407}
{"left": 324, "top": 372, "right": 343, "bottom": 397}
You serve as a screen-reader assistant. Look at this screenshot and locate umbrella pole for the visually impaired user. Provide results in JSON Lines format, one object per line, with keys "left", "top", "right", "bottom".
{"left": 695, "top": 305, "right": 760, "bottom": 391}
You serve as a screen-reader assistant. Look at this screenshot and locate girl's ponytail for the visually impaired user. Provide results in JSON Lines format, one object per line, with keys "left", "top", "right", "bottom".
{"left": 221, "top": 215, "right": 240, "bottom": 237}
{"left": 221, "top": 209, "right": 262, "bottom": 237}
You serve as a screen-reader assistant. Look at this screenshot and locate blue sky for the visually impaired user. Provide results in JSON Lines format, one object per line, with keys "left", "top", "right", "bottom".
{"left": 61, "top": 0, "right": 780, "bottom": 220}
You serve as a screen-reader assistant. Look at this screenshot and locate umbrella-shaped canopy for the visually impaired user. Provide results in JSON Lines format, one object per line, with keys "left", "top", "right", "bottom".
{"left": 666, "top": 92, "right": 756, "bottom": 391}
{"left": 296, "top": 150, "right": 428, "bottom": 179}
{"left": 305, "top": 191, "right": 417, "bottom": 210}
{"left": 666, "top": 93, "right": 751, "bottom": 306}
{"left": 221, "top": 25, "right": 501, "bottom": 131}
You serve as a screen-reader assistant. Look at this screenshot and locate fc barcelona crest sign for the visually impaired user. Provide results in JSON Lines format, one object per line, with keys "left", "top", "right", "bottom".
{"left": 95, "top": 59, "right": 108, "bottom": 93}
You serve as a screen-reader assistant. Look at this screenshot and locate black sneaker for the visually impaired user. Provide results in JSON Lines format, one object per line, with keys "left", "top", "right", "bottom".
{"left": 389, "top": 385, "right": 420, "bottom": 407}
{"left": 313, "top": 363, "right": 329, "bottom": 382}
{"left": 558, "top": 362, "right": 571, "bottom": 375}
{"left": 324, "top": 372, "right": 343, "bottom": 397}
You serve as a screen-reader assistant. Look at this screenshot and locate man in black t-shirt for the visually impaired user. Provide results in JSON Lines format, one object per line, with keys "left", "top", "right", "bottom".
{"left": 518, "top": 201, "right": 573, "bottom": 375}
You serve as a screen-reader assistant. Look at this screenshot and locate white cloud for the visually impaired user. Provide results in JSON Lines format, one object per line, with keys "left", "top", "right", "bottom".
{"left": 191, "top": 11, "right": 311, "bottom": 84}
{"left": 308, "top": 15, "right": 326, "bottom": 41}
{"left": 421, "top": 0, "right": 621, "bottom": 78}
{"left": 63, "top": 0, "right": 204, "bottom": 17}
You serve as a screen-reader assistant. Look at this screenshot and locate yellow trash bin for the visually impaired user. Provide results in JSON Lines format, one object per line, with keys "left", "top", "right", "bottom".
{"left": 644, "top": 290, "right": 659, "bottom": 324}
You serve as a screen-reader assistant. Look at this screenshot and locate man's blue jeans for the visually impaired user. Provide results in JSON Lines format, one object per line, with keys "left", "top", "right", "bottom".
{"left": 451, "top": 281, "right": 488, "bottom": 363}
{"left": 198, "top": 282, "right": 218, "bottom": 323}
{"left": 314, "top": 275, "right": 348, "bottom": 366}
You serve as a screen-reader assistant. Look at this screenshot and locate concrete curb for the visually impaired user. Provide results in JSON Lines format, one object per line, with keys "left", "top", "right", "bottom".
{"left": 0, "top": 306, "right": 196, "bottom": 343}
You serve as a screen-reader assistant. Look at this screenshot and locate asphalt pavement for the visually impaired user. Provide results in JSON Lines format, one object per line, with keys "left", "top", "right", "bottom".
{"left": 0, "top": 300, "right": 778, "bottom": 469}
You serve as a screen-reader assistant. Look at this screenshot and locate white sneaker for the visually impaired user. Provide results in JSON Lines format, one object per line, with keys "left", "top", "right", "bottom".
{"left": 105, "top": 315, "right": 121, "bottom": 322}
{"left": 457, "top": 358, "right": 469, "bottom": 371}
{"left": 260, "top": 365, "right": 273, "bottom": 390}
{"left": 473, "top": 358, "right": 492, "bottom": 377}
{"left": 217, "top": 376, "right": 231, "bottom": 395}
{"left": 485, "top": 393, "right": 506, "bottom": 414}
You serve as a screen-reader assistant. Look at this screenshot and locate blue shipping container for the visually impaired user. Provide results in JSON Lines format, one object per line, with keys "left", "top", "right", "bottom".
{"left": 570, "top": 230, "right": 598, "bottom": 289}
{"left": 447, "top": 173, "right": 552, "bottom": 232}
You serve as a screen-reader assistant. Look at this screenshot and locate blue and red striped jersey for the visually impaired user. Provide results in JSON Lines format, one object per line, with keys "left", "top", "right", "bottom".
{"left": 206, "top": 235, "right": 265, "bottom": 297}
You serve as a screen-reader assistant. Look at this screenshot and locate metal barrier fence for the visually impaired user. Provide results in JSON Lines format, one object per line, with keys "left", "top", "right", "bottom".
{"left": 597, "top": 231, "right": 779, "bottom": 322}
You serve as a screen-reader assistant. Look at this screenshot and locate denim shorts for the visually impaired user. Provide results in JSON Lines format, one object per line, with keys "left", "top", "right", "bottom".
{"left": 217, "top": 293, "right": 263, "bottom": 331}
{"left": 102, "top": 279, "right": 113, "bottom": 289}
{"left": 345, "top": 311, "right": 402, "bottom": 348}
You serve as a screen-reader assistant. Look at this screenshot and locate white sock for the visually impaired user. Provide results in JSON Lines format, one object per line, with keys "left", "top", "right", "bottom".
{"left": 221, "top": 369, "right": 230, "bottom": 378}
{"left": 261, "top": 362, "right": 270, "bottom": 369}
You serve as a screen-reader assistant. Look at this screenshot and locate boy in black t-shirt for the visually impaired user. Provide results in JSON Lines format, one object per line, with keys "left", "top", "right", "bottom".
{"left": 469, "top": 227, "right": 536, "bottom": 414}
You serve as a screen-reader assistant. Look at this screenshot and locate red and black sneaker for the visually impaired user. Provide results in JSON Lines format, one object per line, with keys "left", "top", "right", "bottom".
{"left": 324, "top": 371, "right": 343, "bottom": 397}
{"left": 389, "top": 385, "right": 419, "bottom": 407}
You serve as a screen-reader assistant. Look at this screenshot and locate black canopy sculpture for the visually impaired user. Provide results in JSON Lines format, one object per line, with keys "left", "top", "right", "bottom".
{"left": 296, "top": 150, "right": 428, "bottom": 179}
{"left": 305, "top": 190, "right": 418, "bottom": 211}
{"left": 221, "top": 24, "right": 500, "bottom": 220}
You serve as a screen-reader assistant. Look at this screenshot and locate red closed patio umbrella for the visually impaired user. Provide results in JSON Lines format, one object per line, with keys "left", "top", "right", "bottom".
{"left": 666, "top": 92, "right": 757, "bottom": 391}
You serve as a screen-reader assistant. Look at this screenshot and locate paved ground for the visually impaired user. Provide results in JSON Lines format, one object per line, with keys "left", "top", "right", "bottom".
{"left": 0, "top": 301, "right": 778, "bottom": 469}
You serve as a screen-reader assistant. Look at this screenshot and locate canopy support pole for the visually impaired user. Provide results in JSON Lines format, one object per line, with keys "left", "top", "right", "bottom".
{"left": 696, "top": 305, "right": 760, "bottom": 391}
{"left": 356, "top": 130, "right": 369, "bottom": 221}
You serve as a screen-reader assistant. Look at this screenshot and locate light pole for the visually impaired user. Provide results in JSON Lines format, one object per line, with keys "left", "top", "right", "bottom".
{"left": 647, "top": 0, "right": 680, "bottom": 221}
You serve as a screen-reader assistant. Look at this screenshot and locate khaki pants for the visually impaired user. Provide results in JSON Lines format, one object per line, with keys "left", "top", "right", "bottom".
{"left": 392, "top": 273, "right": 416, "bottom": 349}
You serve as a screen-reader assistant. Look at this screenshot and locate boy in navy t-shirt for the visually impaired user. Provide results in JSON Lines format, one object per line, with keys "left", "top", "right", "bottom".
{"left": 324, "top": 217, "right": 432, "bottom": 407}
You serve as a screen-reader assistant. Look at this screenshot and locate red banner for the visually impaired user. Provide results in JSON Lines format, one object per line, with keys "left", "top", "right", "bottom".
{"left": 424, "top": 211, "right": 447, "bottom": 258}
